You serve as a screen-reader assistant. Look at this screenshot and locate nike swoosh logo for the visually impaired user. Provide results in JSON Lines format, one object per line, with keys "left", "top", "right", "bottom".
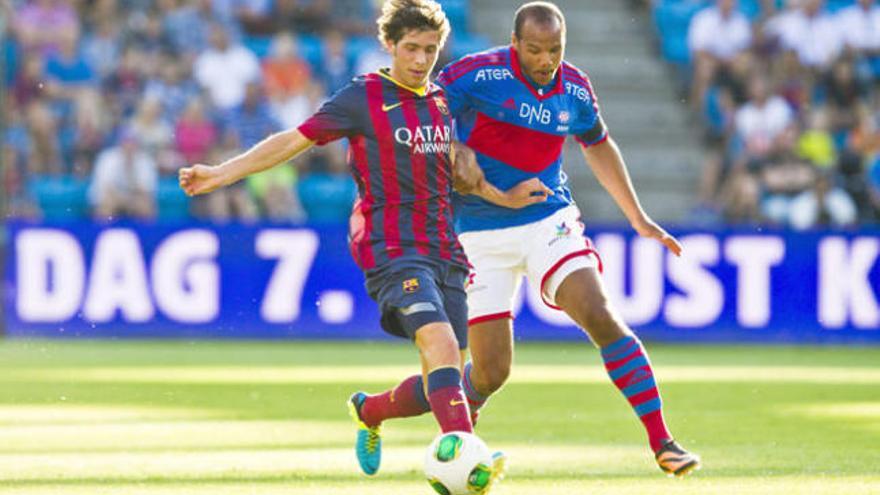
{"left": 449, "top": 399, "right": 466, "bottom": 407}
{"left": 382, "top": 102, "right": 403, "bottom": 112}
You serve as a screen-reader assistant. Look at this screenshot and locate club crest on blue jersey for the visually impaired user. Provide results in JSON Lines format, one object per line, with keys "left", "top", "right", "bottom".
{"left": 403, "top": 278, "right": 420, "bottom": 293}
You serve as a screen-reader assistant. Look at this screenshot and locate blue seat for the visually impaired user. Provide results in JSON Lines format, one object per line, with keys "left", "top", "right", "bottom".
{"left": 297, "top": 173, "right": 356, "bottom": 224}
{"left": 29, "top": 175, "right": 89, "bottom": 221}
{"left": 157, "top": 176, "right": 191, "bottom": 221}
{"left": 243, "top": 35, "right": 273, "bottom": 59}
{"left": 825, "top": 0, "right": 855, "bottom": 13}
{"left": 653, "top": 1, "right": 709, "bottom": 64}
{"left": 298, "top": 34, "right": 325, "bottom": 70}
{"left": 4, "top": 38, "right": 18, "bottom": 85}
{"left": 346, "top": 36, "right": 376, "bottom": 63}
{"left": 438, "top": 0, "right": 470, "bottom": 33}
{"left": 737, "top": 0, "right": 762, "bottom": 19}
{"left": 660, "top": 31, "right": 692, "bottom": 64}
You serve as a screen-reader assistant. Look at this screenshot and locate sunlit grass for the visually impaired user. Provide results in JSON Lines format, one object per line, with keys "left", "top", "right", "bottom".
{"left": 0, "top": 340, "right": 878, "bottom": 494}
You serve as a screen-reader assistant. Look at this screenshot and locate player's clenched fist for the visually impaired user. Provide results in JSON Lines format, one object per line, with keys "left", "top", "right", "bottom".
{"left": 178, "top": 164, "right": 226, "bottom": 196}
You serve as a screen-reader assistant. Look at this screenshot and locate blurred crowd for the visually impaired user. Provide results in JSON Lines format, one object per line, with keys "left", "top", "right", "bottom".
{"left": 1, "top": 0, "right": 478, "bottom": 223}
{"left": 8, "top": 0, "right": 878, "bottom": 230}
{"left": 660, "top": 0, "right": 880, "bottom": 229}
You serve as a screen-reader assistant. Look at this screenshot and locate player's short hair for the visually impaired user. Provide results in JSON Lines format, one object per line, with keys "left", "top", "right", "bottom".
{"left": 377, "top": 0, "right": 451, "bottom": 47}
{"left": 514, "top": 1, "right": 566, "bottom": 39}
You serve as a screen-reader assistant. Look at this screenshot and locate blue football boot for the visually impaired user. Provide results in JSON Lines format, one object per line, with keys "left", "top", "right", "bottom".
{"left": 347, "top": 392, "right": 382, "bottom": 476}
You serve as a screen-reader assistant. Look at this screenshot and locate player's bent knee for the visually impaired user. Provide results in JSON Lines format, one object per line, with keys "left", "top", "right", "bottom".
{"left": 473, "top": 361, "right": 510, "bottom": 394}
{"left": 575, "top": 304, "right": 619, "bottom": 336}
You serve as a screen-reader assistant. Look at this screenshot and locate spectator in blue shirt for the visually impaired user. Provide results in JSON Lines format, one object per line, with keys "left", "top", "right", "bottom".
{"left": 317, "top": 29, "right": 353, "bottom": 94}
{"left": 45, "top": 31, "right": 95, "bottom": 91}
{"left": 224, "top": 82, "right": 280, "bottom": 149}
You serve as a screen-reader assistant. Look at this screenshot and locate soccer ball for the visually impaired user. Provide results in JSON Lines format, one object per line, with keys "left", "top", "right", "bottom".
{"left": 424, "top": 431, "right": 494, "bottom": 495}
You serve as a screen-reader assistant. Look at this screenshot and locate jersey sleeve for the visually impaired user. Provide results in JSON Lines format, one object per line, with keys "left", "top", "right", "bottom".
{"left": 566, "top": 70, "right": 609, "bottom": 148}
{"left": 436, "top": 59, "right": 475, "bottom": 116}
{"left": 298, "top": 83, "right": 360, "bottom": 145}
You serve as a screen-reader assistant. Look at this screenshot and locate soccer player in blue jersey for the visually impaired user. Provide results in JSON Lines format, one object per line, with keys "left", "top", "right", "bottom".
{"left": 178, "top": 0, "right": 550, "bottom": 485}
{"left": 356, "top": 1, "right": 701, "bottom": 477}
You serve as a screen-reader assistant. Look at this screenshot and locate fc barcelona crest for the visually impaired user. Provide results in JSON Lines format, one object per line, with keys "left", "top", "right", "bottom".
{"left": 434, "top": 96, "right": 449, "bottom": 115}
{"left": 403, "top": 278, "right": 420, "bottom": 293}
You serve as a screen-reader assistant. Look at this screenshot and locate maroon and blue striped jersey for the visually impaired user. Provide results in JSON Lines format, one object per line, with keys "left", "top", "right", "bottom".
{"left": 298, "top": 70, "right": 468, "bottom": 272}
{"left": 437, "top": 46, "right": 609, "bottom": 233}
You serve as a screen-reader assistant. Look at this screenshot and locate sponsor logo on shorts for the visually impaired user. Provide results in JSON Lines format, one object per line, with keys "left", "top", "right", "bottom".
{"left": 549, "top": 222, "right": 572, "bottom": 246}
{"left": 403, "top": 278, "right": 420, "bottom": 293}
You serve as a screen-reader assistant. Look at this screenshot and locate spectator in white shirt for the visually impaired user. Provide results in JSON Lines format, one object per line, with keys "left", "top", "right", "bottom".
{"left": 836, "top": 0, "right": 880, "bottom": 54}
{"left": 688, "top": 0, "right": 753, "bottom": 112}
{"left": 89, "top": 130, "right": 158, "bottom": 220}
{"left": 836, "top": 0, "right": 880, "bottom": 81}
{"left": 194, "top": 23, "right": 261, "bottom": 111}
{"left": 767, "top": 0, "right": 843, "bottom": 71}
{"left": 734, "top": 74, "right": 796, "bottom": 163}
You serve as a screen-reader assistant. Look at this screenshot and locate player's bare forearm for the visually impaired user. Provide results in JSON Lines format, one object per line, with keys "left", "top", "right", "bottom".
{"left": 214, "top": 129, "right": 312, "bottom": 187}
{"left": 580, "top": 137, "right": 646, "bottom": 224}
{"left": 451, "top": 142, "right": 552, "bottom": 209}
{"left": 179, "top": 129, "right": 314, "bottom": 196}
{"left": 450, "top": 141, "right": 482, "bottom": 194}
{"left": 581, "top": 137, "right": 682, "bottom": 256}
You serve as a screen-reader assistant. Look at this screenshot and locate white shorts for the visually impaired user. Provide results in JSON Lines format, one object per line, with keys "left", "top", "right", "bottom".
{"left": 458, "top": 205, "right": 603, "bottom": 324}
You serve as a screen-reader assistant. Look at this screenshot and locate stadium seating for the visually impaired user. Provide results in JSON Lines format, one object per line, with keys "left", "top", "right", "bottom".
{"left": 157, "top": 177, "right": 191, "bottom": 222}
{"left": 297, "top": 173, "right": 357, "bottom": 224}
{"left": 29, "top": 175, "right": 89, "bottom": 221}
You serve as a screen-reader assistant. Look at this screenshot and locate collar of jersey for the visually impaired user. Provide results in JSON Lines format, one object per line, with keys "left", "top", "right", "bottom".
{"left": 377, "top": 68, "right": 432, "bottom": 97}
{"left": 523, "top": 71, "right": 555, "bottom": 94}
{"left": 508, "top": 45, "right": 564, "bottom": 101}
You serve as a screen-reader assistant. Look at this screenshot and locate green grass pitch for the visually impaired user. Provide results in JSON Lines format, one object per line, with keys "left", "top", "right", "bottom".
{"left": 0, "top": 340, "right": 878, "bottom": 494}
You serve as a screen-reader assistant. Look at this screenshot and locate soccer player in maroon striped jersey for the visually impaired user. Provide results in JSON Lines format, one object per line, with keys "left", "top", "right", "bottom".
{"left": 179, "top": 0, "right": 549, "bottom": 485}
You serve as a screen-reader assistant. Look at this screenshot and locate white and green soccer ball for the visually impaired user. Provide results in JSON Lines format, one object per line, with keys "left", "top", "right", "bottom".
{"left": 424, "top": 431, "right": 493, "bottom": 495}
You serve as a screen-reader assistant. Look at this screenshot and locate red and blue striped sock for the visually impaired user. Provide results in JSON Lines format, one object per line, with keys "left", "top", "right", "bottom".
{"left": 601, "top": 335, "right": 672, "bottom": 452}
{"left": 360, "top": 374, "right": 431, "bottom": 427}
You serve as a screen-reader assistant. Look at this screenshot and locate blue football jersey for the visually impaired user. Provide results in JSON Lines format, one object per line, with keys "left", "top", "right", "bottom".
{"left": 437, "top": 46, "right": 608, "bottom": 233}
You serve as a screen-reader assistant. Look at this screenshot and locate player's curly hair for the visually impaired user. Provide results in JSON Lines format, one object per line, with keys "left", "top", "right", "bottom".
{"left": 376, "top": 0, "right": 450, "bottom": 47}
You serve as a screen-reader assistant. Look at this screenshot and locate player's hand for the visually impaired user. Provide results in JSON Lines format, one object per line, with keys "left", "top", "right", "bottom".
{"left": 178, "top": 164, "right": 226, "bottom": 196}
{"left": 503, "top": 178, "right": 554, "bottom": 209}
{"left": 632, "top": 216, "right": 682, "bottom": 256}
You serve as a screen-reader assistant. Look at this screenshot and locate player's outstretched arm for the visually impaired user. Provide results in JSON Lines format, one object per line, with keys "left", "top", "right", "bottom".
{"left": 179, "top": 129, "right": 315, "bottom": 196}
{"left": 451, "top": 142, "right": 553, "bottom": 209}
{"left": 580, "top": 138, "right": 682, "bottom": 256}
